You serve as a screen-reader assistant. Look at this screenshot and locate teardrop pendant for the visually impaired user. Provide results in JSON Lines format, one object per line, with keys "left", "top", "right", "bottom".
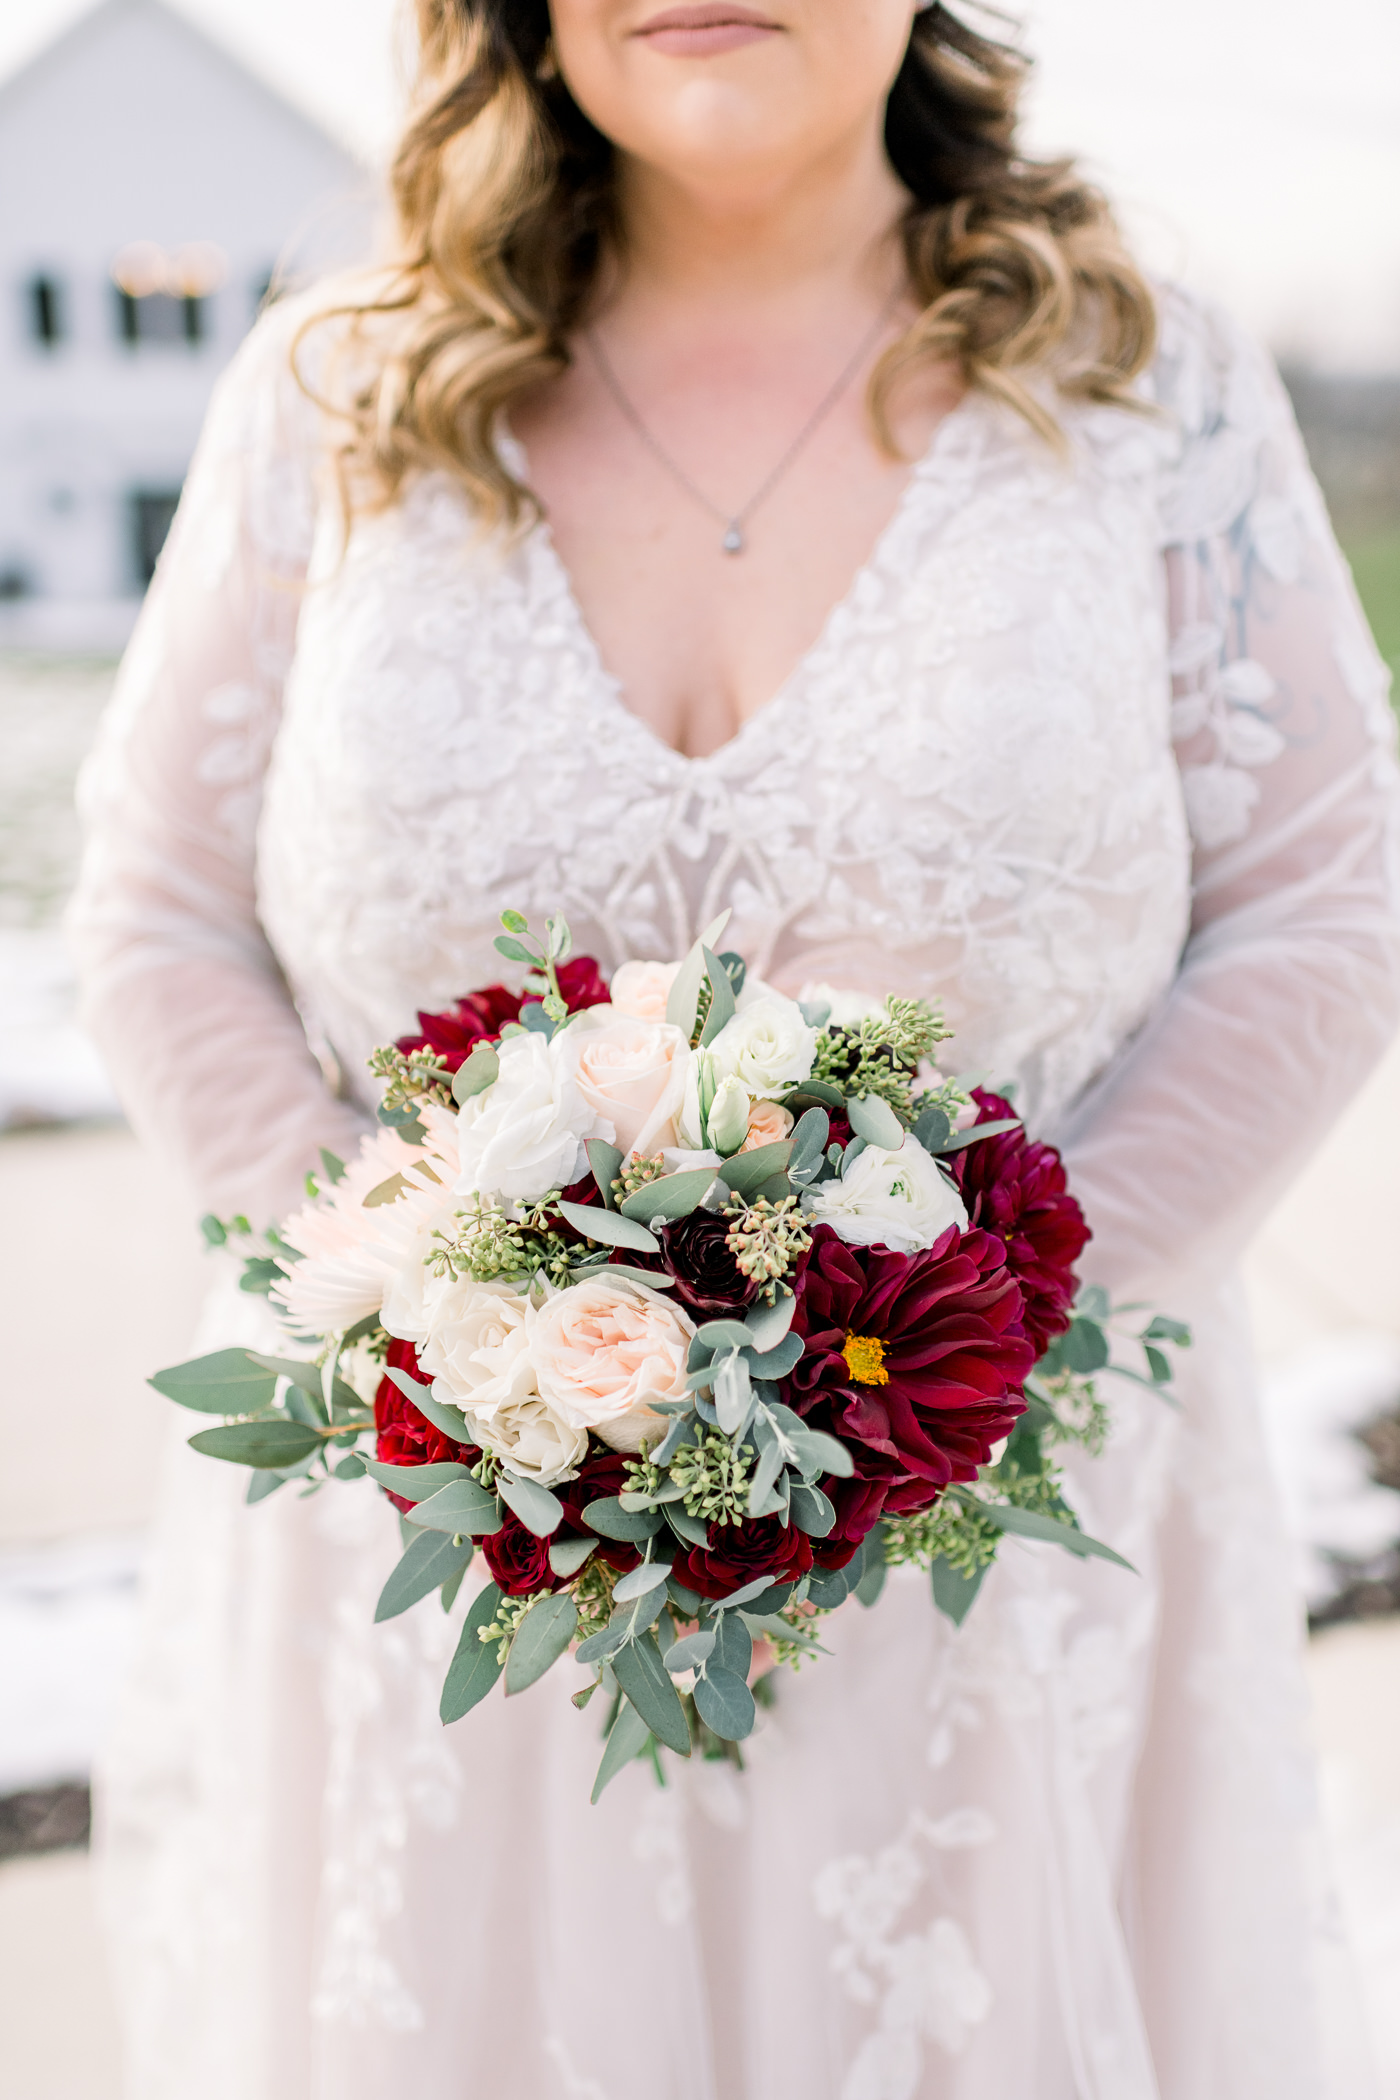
{"left": 721, "top": 524, "right": 745, "bottom": 555}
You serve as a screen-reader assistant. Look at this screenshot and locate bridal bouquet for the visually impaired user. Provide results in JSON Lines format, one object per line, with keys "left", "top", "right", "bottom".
{"left": 153, "top": 912, "right": 1186, "bottom": 1798}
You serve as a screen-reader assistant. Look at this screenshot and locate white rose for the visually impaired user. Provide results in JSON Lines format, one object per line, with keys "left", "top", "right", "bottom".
{"left": 705, "top": 995, "right": 818, "bottom": 1098}
{"left": 610, "top": 959, "right": 681, "bottom": 1023}
{"left": 555, "top": 1006, "right": 691, "bottom": 1161}
{"left": 421, "top": 1281, "right": 588, "bottom": 1486}
{"left": 453, "top": 1029, "right": 605, "bottom": 1205}
{"left": 801, "top": 1136, "right": 968, "bottom": 1253}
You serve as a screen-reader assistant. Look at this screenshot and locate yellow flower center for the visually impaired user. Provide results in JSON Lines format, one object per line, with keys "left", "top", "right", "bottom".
{"left": 842, "top": 1333, "right": 889, "bottom": 1387}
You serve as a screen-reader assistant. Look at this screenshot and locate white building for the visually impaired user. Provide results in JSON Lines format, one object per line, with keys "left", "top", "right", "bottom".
{"left": 0, "top": 0, "right": 374, "bottom": 633}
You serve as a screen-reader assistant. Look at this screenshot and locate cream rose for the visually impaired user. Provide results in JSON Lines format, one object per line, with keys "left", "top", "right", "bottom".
{"left": 530, "top": 1277, "right": 695, "bottom": 1453}
{"left": 741, "top": 1099, "right": 794, "bottom": 1152}
{"left": 556, "top": 1006, "right": 691, "bottom": 1161}
{"left": 452, "top": 1029, "right": 605, "bottom": 1204}
{"left": 420, "top": 1282, "right": 587, "bottom": 1485}
{"left": 705, "top": 995, "right": 817, "bottom": 1098}
{"left": 800, "top": 1136, "right": 968, "bottom": 1253}
{"left": 460, "top": 1393, "right": 589, "bottom": 1485}
{"left": 610, "top": 959, "right": 681, "bottom": 1023}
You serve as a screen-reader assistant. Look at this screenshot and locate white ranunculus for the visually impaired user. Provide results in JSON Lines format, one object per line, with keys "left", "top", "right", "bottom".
{"left": 801, "top": 1136, "right": 968, "bottom": 1253}
{"left": 452, "top": 1028, "right": 606, "bottom": 1205}
{"left": 705, "top": 994, "right": 818, "bottom": 1098}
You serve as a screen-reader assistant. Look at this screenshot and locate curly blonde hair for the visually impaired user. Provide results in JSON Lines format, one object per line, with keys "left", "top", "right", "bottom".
{"left": 304, "top": 1, "right": 1157, "bottom": 529}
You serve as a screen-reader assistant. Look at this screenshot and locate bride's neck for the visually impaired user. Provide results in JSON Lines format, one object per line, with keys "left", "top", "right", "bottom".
{"left": 604, "top": 126, "right": 910, "bottom": 333}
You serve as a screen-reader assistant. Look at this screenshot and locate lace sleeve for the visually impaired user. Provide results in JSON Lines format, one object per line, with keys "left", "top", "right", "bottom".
{"left": 1056, "top": 290, "right": 1400, "bottom": 1294}
{"left": 69, "top": 304, "right": 370, "bottom": 1226}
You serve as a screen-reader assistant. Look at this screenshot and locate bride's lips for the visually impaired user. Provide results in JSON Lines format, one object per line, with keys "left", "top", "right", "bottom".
{"left": 631, "top": 4, "right": 783, "bottom": 58}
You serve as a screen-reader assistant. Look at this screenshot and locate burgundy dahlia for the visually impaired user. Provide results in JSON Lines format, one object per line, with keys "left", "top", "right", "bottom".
{"left": 396, "top": 956, "right": 611, "bottom": 1071}
{"left": 671, "top": 1513, "right": 814, "bottom": 1602}
{"left": 657, "top": 1211, "right": 761, "bottom": 1317}
{"left": 949, "top": 1089, "right": 1089, "bottom": 1358}
{"left": 783, "top": 1225, "right": 1033, "bottom": 1520}
{"left": 373, "top": 1338, "right": 479, "bottom": 1512}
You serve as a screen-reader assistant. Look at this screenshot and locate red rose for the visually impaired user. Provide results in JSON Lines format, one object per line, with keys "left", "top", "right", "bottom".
{"left": 373, "top": 1338, "right": 479, "bottom": 1513}
{"left": 949, "top": 1089, "right": 1089, "bottom": 1358}
{"left": 657, "top": 1212, "right": 761, "bottom": 1316}
{"left": 783, "top": 1226, "right": 1032, "bottom": 1505}
{"left": 482, "top": 1446, "right": 643, "bottom": 1598}
{"left": 396, "top": 956, "right": 611, "bottom": 1072}
{"left": 672, "top": 1513, "right": 814, "bottom": 1601}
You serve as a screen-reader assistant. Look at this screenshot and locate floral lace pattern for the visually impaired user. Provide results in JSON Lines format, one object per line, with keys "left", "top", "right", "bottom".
{"left": 74, "top": 282, "right": 1400, "bottom": 2099}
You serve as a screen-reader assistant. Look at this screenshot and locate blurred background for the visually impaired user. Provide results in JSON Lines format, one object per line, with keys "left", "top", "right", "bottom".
{"left": 0, "top": 1, "right": 1397, "bottom": 2093}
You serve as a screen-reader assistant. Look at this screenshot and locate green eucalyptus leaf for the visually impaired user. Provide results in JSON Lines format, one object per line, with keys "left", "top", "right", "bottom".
{"left": 586, "top": 1139, "right": 624, "bottom": 1209}
{"left": 664, "top": 1505, "right": 710, "bottom": 1549}
{"left": 1076, "top": 1283, "right": 1112, "bottom": 1320}
{"left": 620, "top": 1168, "right": 718, "bottom": 1226}
{"left": 497, "top": 1473, "right": 564, "bottom": 1538}
{"left": 845, "top": 1093, "right": 904, "bottom": 1149}
{"left": 575, "top": 1620, "right": 631, "bottom": 1668}
{"left": 452, "top": 1044, "right": 500, "bottom": 1104}
{"left": 494, "top": 935, "right": 533, "bottom": 963}
{"left": 975, "top": 1499, "right": 1134, "bottom": 1570}
{"left": 910, "top": 1104, "right": 951, "bottom": 1154}
{"left": 785, "top": 1079, "right": 845, "bottom": 1111}
{"left": 697, "top": 946, "right": 738, "bottom": 1046}
{"left": 788, "top": 1481, "right": 837, "bottom": 1537}
{"left": 408, "top": 1479, "right": 504, "bottom": 1536}
{"left": 719, "top": 1142, "right": 794, "bottom": 1202}
{"left": 1144, "top": 1343, "right": 1172, "bottom": 1384}
{"left": 745, "top": 1331, "right": 804, "bottom": 1379}
{"left": 936, "top": 1118, "right": 1020, "bottom": 1153}
{"left": 583, "top": 1496, "right": 664, "bottom": 1541}
{"left": 547, "top": 1534, "right": 598, "bottom": 1578}
{"left": 375, "top": 1530, "right": 475, "bottom": 1623}
{"left": 743, "top": 1291, "right": 796, "bottom": 1352}
{"left": 361, "top": 1458, "right": 473, "bottom": 1503}
{"left": 1143, "top": 1314, "right": 1191, "bottom": 1347}
{"left": 504, "top": 1592, "right": 578, "bottom": 1695}
{"left": 557, "top": 1201, "right": 661, "bottom": 1255}
{"left": 440, "top": 1582, "right": 505, "bottom": 1722}
{"left": 611, "top": 1561, "right": 672, "bottom": 1604}
{"left": 440, "top": 1561, "right": 470, "bottom": 1612}
{"left": 854, "top": 1523, "right": 889, "bottom": 1607}
{"left": 696, "top": 1317, "right": 754, "bottom": 1353}
{"left": 805, "top": 1561, "right": 857, "bottom": 1610}
{"left": 612, "top": 1632, "right": 692, "bottom": 1755}
{"left": 1061, "top": 1319, "right": 1111, "bottom": 1375}
{"left": 711, "top": 1612, "right": 752, "bottom": 1680}
{"left": 692, "top": 1665, "right": 755, "bottom": 1743}
{"left": 666, "top": 1575, "right": 704, "bottom": 1615}
{"left": 246, "top": 1469, "right": 288, "bottom": 1504}
{"left": 664, "top": 1629, "right": 716, "bottom": 1673}
{"left": 788, "top": 1428, "right": 854, "bottom": 1479}
{"left": 149, "top": 1348, "right": 279, "bottom": 1414}
{"left": 591, "top": 1698, "right": 654, "bottom": 1803}
{"left": 188, "top": 1419, "right": 320, "bottom": 1468}
{"left": 930, "top": 1555, "right": 988, "bottom": 1626}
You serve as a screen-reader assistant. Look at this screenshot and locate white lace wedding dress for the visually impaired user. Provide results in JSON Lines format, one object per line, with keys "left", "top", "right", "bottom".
{"left": 72, "top": 283, "right": 1400, "bottom": 2100}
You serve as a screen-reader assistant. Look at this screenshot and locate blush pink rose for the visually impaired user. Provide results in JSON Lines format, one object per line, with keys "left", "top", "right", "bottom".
{"left": 609, "top": 960, "right": 681, "bottom": 1024}
{"left": 559, "top": 1007, "right": 691, "bottom": 1160}
{"left": 529, "top": 1277, "right": 695, "bottom": 1453}
{"left": 741, "top": 1100, "right": 794, "bottom": 1151}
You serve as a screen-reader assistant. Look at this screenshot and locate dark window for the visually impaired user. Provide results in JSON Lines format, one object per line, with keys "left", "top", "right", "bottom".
{"left": 28, "top": 275, "right": 63, "bottom": 346}
{"left": 115, "top": 289, "right": 207, "bottom": 347}
{"left": 130, "top": 489, "right": 182, "bottom": 587}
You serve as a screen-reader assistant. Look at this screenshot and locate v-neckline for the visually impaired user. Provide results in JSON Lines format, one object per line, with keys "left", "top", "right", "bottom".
{"left": 502, "top": 391, "right": 986, "bottom": 771}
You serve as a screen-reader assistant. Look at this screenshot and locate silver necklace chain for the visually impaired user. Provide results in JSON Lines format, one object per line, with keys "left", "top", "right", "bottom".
{"left": 585, "top": 294, "right": 899, "bottom": 556}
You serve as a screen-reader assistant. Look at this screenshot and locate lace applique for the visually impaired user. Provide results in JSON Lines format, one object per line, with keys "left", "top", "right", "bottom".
{"left": 814, "top": 1808, "right": 998, "bottom": 2094}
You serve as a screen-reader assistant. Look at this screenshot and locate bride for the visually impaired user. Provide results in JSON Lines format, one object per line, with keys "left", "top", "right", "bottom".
{"left": 72, "top": 2, "right": 1400, "bottom": 2095}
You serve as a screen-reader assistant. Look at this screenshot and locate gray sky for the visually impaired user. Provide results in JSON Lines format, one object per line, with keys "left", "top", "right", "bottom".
{"left": 6, "top": 0, "right": 1399, "bottom": 369}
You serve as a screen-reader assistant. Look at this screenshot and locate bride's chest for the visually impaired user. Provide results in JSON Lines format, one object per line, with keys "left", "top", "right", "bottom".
{"left": 257, "top": 408, "right": 1190, "bottom": 1045}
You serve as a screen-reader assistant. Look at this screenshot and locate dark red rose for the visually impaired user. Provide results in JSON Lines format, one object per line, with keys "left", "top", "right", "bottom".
{"left": 672, "top": 1513, "right": 814, "bottom": 1601}
{"left": 396, "top": 956, "right": 611, "bottom": 1071}
{"left": 483, "top": 1446, "right": 643, "bottom": 1597}
{"left": 809, "top": 1476, "right": 891, "bottom": 1568}
{"left": 657, "top": 1211, "right": 761, "bottom": 1316}
{"left": 783, "top": 1225, "right": 1032, "bottom": 1505}
{"left": 949, "top": 1089, "right": 1089, "bottom": 1358}
{"left": 373, "top": 1338, "right": 479, "bottom": 1513}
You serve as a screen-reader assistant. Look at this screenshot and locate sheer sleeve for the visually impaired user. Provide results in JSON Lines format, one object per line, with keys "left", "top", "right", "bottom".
{"left": 69, "top": 303, "right": 370, "bottom": 1227}
{"left": 1056, "top": 289, "right": 1400, "bottom": 1295}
